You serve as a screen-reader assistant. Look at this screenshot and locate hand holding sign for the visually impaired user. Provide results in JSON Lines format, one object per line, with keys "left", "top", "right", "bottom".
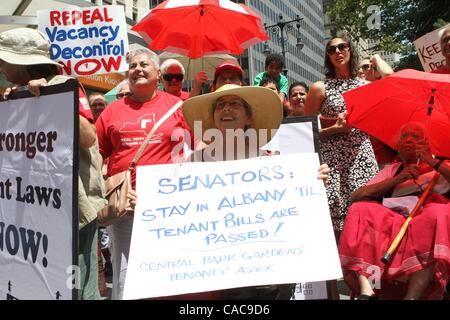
{"left": 123, "top": 153, "right": 342, "bottom": 300}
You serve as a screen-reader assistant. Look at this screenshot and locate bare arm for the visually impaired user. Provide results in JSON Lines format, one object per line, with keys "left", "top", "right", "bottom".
{"left": 189, "top": 71, "right": 208, "bottom": 98}
{"left": 371, "top": 54, "right": 393, "bottom": 79}
{"left": 79, "top": 116, "right": 97, "bottom": 148}
{"left": 304, "top": 81, "right": 324, "bottom": 116}
{"left": 415, "top": 140, "right": 450, "bottom": 183}
{"left": 351, "top": 165, "right": 420, "bottom": 203}
{"left": 304, "top": 81, "right": 351, "bottom": 141}
{"left": 434, "top": 160, "right": 450, "bottom": 183}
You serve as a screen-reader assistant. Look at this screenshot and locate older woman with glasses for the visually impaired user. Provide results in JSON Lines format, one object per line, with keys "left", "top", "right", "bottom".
{"left": 304, "top": 35, "right": 378, "bottom": 237}
{"left": 339, "top": 123, "right": 450, "bottom": 300}
{"left": 129, "top": 84, "right": 329, "bottom": 300}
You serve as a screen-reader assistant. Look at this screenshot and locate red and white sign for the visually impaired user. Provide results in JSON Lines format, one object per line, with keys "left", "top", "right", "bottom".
{"left": 414, "top": 24, "right": 449, "bottom": 72}
{"left": 37, "top": 5, "right": 129, "bottom": 76}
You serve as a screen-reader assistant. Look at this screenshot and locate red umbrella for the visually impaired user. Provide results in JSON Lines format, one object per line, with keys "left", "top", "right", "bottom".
{"left": 132, "top": 0, "right": 269, "bottom": 59}
{"left": 344, "top": 69, "right": 450, "bottom": 159}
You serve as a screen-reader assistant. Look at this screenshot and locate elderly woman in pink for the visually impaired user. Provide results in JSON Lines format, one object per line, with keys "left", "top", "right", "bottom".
{"left": 339, "top": 123, "right": 450, "bottom": 300}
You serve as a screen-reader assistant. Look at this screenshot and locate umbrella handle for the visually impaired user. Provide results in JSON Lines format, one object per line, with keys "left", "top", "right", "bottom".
{"left": 381, "top": 171, "right": 441, "bottom": 264}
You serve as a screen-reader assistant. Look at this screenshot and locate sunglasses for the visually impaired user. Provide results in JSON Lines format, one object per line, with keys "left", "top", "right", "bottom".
{"left": 360, "top": 64, "right": 372, "bottom": 71}
{"left": 162, "top": 73, "right": 184, "bottom": 82}
{"left": 326, "top": 43, "right": 350, "bottom": 55}
{"left": 116, "top": 92, "right": 131, "bottom": 99}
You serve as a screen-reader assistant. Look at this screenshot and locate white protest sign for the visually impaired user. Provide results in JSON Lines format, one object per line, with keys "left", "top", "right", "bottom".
{"left": 37, "top": 5, "right": 129, "bottom": 76}
{"left": 0, "top": 86, "right": 77, "bottom": 300}
{"left": 293, "top": 281, "right": 328, "bottom": 300}
{"left": 414, "top": 24, "right": 449, "bottom": 72}
{"left": 262, "top": 116, "right": 329, "bottom": 300}
{"left": 124, "top": 153, "right": 342, "bottom": 300}
{"left": 262, "top": 116, "right": 318, "bottom": 154}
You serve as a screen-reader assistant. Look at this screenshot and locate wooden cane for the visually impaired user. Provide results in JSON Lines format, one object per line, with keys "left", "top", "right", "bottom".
{"left": 381, "top": 171, "right": 441, "bottom": 264}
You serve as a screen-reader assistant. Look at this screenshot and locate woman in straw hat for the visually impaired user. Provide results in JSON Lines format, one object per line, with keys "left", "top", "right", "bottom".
{"left": 127, "top": 84, "right": 330, "bottom": 299}
{"left": 187, "top": 84, "right": 329, "bottom": 299}
{"left": 183, "top": 84, "right": 284, "bottom": 161}
{"left": 0, "top": 27, "right": 106, "bottom": 300}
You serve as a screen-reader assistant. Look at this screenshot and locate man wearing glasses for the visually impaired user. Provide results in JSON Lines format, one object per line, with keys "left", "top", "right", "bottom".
{"left": 357, "top": 54, "right": 393, "bottom": 81}
{"left": 160, "top": 58, "right": 190, "bottom": 101}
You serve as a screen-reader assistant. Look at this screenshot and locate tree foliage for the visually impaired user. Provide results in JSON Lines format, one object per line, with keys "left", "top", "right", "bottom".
{"left": 326, "top": 0, "right": 450, "bottom": 69}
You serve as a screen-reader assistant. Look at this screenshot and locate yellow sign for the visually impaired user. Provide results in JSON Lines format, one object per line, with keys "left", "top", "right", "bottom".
{"left": 78, "top": 73, "right": 125, "bottom": 91}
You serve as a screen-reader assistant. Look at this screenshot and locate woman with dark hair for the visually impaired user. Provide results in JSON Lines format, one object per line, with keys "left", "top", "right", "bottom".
{"left": 304, "top": 35, "right": 378, "bottom": 236}
{"left": 288, "top": 81, "right": 309, "bottom": 117}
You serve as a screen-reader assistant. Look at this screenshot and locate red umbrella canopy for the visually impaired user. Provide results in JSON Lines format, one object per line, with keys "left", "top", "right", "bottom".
{"left": 132, "top": 0, "right": 269, "bottom": 58}
{"left": 344, "top": 69, "right": 450, "bottom": 158}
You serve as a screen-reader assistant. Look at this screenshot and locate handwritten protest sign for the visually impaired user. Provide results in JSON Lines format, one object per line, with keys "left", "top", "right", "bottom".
{"left": 414, "top": 24, "right": 449, "bottom": 72}
{"left": 37, "top": 5, "right": 129, "bottom": 76}
{"left": 262, "top": 116, "right": 319, "bottom": 155}
{"left": 262, "top": 116, "right": 328, "bottom": 300}
{"left": 0, "top": 84, "right": 78, "bottom": 300}
{"left": 124, "top": 153, "right": 342, "bottom": 300}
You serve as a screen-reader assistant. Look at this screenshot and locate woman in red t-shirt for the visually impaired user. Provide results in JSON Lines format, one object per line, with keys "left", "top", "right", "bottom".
{"left": 95, "top": 48, "right": 194, "bottom": 300}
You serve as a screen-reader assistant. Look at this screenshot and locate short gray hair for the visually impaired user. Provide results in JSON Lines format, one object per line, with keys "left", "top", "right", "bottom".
{"left": 116, "top": 79, "right": 129, "bottom": 92}
{"left": 160, "top": 58, "right": 185, "bottom": 75}
{"left": 126, "top": 48, "right": 160, "bottom": 69}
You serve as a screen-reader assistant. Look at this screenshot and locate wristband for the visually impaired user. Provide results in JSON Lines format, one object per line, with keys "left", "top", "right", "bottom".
{"left": 433, "top": 160, "right": 443, "bottom": 171}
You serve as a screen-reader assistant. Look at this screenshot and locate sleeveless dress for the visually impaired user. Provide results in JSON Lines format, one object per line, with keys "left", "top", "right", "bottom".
{"left": 320, "top": 78, "right": 378, "bottom": 231}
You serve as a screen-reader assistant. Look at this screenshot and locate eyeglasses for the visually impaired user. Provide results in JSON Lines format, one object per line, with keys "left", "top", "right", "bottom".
{"left": 214, "top": 99, "right": 244, "bottom": 110}
{"left": 116, "top": 92, "right": 131, "bottom": 99}
{"left": 360, "top": 64, "right": 372, "bottom": 71}
{"left": 162, "top": 73, "right": 184, "bottom": 82}
{"left": 326, "top": 43, "right": 350, "bottom": 55}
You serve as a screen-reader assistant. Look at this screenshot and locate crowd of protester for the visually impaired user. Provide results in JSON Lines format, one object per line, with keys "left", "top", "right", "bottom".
{"left": 0, "top": 23, "right": 449, "bottom": 301}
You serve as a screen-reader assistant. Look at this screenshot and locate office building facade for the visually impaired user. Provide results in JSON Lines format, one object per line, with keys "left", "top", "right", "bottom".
{"left": 148, "top": 0, "right": 327, "bottom": 86}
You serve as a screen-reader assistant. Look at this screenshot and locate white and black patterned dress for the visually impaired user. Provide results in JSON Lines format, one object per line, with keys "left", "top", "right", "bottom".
{"left": 320, "top": 78, "right": 378, "bottom": 231}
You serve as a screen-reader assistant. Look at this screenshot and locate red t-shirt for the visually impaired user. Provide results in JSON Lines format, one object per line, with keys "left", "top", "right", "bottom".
{"left": 179, "top": 90, "right": 190, "bottom": 101}
{"left": 163, "top": 90, "right": 190, "bottom": 101}
{"left": 78, "top": 87, "right": 94, "bottom": 121}
{"left": 430, "top": 67, "right": 450, "bottom": 74}
{"left": 95, "top": 91, "right": 194, "bottom": 186}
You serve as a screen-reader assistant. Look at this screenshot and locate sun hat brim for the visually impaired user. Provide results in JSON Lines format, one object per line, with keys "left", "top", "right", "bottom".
{"left": 182, "top": 84, "right": 283, "bottom": 147}
{"left": 0, "top": 50, "right": 61, "bottom": 67}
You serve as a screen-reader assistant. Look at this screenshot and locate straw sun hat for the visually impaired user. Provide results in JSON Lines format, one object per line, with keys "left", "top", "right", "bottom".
{"left": 0, "top": 28, "right": 60, "bottom": 66}
{"left": 182, "top": 84, "right": 283, "bottom": 145}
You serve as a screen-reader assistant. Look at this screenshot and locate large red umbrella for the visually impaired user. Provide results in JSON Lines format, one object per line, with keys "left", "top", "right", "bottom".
{"left": 132, "top": 0, "right": 269, "bottom": 58}
{"left": 343, "top": 69, "right": 450, "bottom": 158}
